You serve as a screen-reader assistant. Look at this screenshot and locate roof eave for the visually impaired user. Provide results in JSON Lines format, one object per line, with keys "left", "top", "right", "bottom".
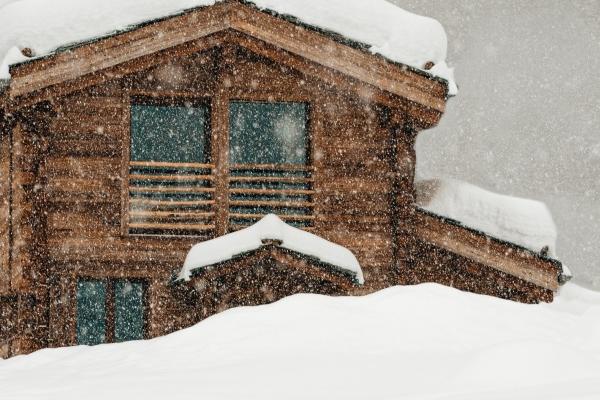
{"left": 414, "top": 207, "right": 562, "bottom": 291}
{"left": 7, "top": 0, "right": 448, "bottom": 117}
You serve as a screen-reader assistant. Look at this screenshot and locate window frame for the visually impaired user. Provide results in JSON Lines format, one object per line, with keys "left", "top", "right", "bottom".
{"left": 75, "top": 277, "right": 149, "bottom": 345}
{"left": 122, "top": 95, "right": 212, "bottom": 237}
{"left": 228, "top": 100, "right": 311, "bottom": 166}
{"left": 120, "top": 91, "right": 316, "bottom": 238}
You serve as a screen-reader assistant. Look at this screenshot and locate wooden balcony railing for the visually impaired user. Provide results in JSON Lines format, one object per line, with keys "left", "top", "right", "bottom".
{"left": 128, "top": 161, "right": 216, "bottom": 236}
{"left": 228, "top": 164, "right": 315, "bottom": 231}
{"left": 128, "top": 162, "right": 315, "bottom": 236}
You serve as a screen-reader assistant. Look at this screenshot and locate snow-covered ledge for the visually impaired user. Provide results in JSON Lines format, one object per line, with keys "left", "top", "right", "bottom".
{"left": 178, "top": 214, "right": 364, "bottom": 284}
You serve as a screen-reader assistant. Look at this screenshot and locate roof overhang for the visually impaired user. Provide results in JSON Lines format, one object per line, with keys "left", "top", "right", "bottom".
{"left": 413, "top": 208, "right": 563, "bottom": 291}
{"left": 1, "top": 0, "right": 447, "bottom": 128}
{"left": 180, "top": 240, "right": 362, "bottom": 290}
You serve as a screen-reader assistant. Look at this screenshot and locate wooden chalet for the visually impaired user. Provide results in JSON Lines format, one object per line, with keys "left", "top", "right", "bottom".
{"left": 0, "top": 0, "right": 567, "bottom": 358}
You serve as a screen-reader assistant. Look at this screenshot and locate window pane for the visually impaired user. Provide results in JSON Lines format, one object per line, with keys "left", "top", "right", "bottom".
{"left": 229, "top": 102, "right": 308, "bottom": 165}
{"left": 77, "top": 280, "right": 107, "bottom": 346}
{"left": 114, "top": 280, "right": 145, "bottom": 342}
{"left": 131, "top": 103, "right": 209, "bottom": 163}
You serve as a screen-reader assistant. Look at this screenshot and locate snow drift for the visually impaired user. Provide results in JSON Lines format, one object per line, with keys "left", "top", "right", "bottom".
{"left": 1, "top": 284, "right": 599, "bottom": 400}
{"left": 0, "top": 0, "right": 456, "bottom": 93}
{"left": 416, "top": 179, "right": 559, "bottom": 257}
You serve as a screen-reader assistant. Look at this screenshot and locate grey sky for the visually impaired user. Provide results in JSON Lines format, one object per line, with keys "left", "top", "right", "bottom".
{"left": 389, "top": 0, "right": 600, "bottom": 289}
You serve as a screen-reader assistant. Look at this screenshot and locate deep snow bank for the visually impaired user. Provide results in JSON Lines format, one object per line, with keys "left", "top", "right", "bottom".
{"left": 0, "top": 0, "right": 456, "bottom": 93}
{"left": 1, "top": 284, "right": 599, "bottom": 400}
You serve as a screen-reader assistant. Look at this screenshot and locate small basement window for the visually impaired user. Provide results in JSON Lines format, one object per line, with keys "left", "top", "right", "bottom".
{"left": 76, "top": 279, "right": 146, "bottom": 345}
{"left": 127, "top": 97, "right": 215, "bottom": 236}
{"left": 228, "top": 101, "right": 314, "bottom": 231}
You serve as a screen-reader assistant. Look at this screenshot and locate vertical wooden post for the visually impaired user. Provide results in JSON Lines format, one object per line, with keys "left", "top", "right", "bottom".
{"left": 212, "top": 45, "right": 234, "bottom": 236}
{"left": 388, "top": 111, "right": 418, "bottom": 282}
{"left": 9, "top": 102, "right": 54, "bottom": 355}
{"left": 310, "top": 94, "right": 325, "bottom": 233}
{"left": 0, "top": 115, "right": 12, "bottom": 295}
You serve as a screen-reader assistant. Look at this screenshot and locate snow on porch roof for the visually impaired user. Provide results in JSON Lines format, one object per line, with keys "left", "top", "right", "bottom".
{"left": 0, "top": 0, "right": 456, "bottom": 94}
{"left": 416, "top": 179, "right": 559, "bottom": 259}
{"left": 178, "top": 214, "right": 364, "bottom": 284}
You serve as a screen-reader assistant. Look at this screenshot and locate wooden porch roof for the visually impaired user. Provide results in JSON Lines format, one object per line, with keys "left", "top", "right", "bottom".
{"left": 414, "top": 208, "right": 565, "bottom": 292}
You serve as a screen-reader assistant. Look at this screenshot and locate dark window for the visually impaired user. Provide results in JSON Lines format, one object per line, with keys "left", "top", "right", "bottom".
{"left": 229, "top": 101, "right": 308, "bottom": 165}
{"left": 227, "top": 101, "right": 313, "bottom": 230}
{"left": 131, "top": 99, "right": 210, "bottom": 163}
{"left": 128, "top": 97, "right": 213, "bottom": 236}
{"left": 76, "top": 280, "right": 107, "bottom": 346}
{"left": 76, "top": 279, "right": 146, "bottom": 345}
{"left": 114, "top": 280, "right": 145, "bottom": 342}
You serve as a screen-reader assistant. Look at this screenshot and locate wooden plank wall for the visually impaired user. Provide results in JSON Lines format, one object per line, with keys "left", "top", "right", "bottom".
{"left": 407, "top": 239, "right": 554, "bottom": 303}
{"left": 0, "top": 129, "right": 10, "bottom": 294}
{"left": 38, "top": 44, "right": 406, "bottom": 343}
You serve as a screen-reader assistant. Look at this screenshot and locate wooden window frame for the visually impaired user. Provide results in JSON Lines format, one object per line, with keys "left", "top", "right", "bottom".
{"left": 120, "top": 89, "right": 317, "bottom": 238}
{"left": 227, "top": 99, "right": 312, "bottom": 166}
{"left": 225, "top": 97, "right": 315, "bottom": 231}
{"left": 74, "top": 277, "right": 149, "bottom": 345}
{"left": 121, "top": 94, "right": 212, "bottom": 237}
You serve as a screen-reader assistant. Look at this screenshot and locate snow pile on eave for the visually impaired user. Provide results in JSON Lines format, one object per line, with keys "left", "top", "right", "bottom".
{"left": 179, "top": 214, "right": 364, "bottom": 284}
{"left": 1, "top": 284, "right": 599, "bottom": 400}
{"left": 0, "top": 0, "right": 456, "bottom": 94}
{"left": 416, "top": 179, "right": 558, "bottom": 258}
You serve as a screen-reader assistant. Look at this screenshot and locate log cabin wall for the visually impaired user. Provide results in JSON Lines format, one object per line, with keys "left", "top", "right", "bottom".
{"left": 406, "top": 240, "right": 554, "bottom": 303}
{"left": 37, "top": 44, "right": 413, "bottom": 347}
{"left": 0, "top": 126, "right": 10, "bottom": 295}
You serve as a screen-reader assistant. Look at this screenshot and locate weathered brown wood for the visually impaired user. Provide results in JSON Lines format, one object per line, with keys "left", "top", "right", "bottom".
{"left": 228, "top": 4, "right": 446, "bottom": 110}
{"left": 130, "top": 174, "right": 214, "bottom": 182}
{"left": 130, "top": 210, "right": 215, "bottom": 219}
{"left": 229, "top": 200, "right": 314, "bottom": 208}
{"left": 229, "top": 188, "right": 314, "bottom": 196}
{"left": 212, "top": 47, "right": 231, "bottom": 237}
{"left": 129, "top": 186, "right": 215, "bottom": 194}
{"left": 7, "top": 1, "right": 446, "bottom": 121}
{"left": 413, "top": 210, "right": 560, "bottom": 291}
{"left": 0, "top": 124, "right": 11, "bottom": 294}
{"left": 8, "top": 2, "right": 234, "bottom": 99}
{"left": 129, "top": 199, "right": 215, "bottom": 208}
{"left": 129, "top": 223, "right": 215, "bottom": 232}
{"left": 229, "top": 213, "right": 315, "bottom": 221}
{"left": 129, "top": 161, "right": 214, "bottom": 169}
{"left": 230, "top": 164, "right": 314, "bottom": 171}
{"left": 228, "top": 176, "right": 313, "bottom": 184}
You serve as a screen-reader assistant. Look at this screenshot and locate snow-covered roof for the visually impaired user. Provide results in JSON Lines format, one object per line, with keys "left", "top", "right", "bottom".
{"left": 178, "top": 214, "right": 364, "bottom": 284}
{"left": 416, "top": 179, "right": 559, "bottom": 258}
{"left": 0, "top": 0, "right": 456, "bottom": 94}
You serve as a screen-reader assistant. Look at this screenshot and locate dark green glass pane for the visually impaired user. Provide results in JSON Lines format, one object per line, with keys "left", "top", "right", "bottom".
{"left": 229, "top": 102, "right": 308, "bottom": 164}
{"left": 131, "top": 104, "right": 209, "bottom": 163}
{"left": 114, "top": 280, "right": 145, "bottom": 343}
{"left": 76, "top": 280, "right": 107, "bottom": 346}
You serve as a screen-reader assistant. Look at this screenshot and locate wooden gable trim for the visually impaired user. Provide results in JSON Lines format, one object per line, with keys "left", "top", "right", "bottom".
{"left": 184, "top": 244, "right": 359, "bottom": 290}
{"left": 413, "top": 209, "right": 561, "bottom": 291}
{"left": 6, "top": 1, "right": 447, "bottom": 123}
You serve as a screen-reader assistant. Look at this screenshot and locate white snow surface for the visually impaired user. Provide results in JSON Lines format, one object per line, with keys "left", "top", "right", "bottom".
{"left": 416, "top": 179, "right": 559, "bottom": 257}
{"left": 179, "top": 214, "right": 363, "bottom": 284}
{"left": 0, "top": 0, "right": 456, "bottom": 94}
{"left": 1, "top": 283, "right": 599, "bottom": 400}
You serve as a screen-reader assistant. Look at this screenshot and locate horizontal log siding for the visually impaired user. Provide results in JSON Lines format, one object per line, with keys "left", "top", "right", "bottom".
{"left": 39, "top": 44, "right": 405, "bottom": 346}
{"left": 314, "top": 94, "right": 398, "bottom": 291}
{"left": 0, "top": 131, "right": 10, "bottom": 294}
